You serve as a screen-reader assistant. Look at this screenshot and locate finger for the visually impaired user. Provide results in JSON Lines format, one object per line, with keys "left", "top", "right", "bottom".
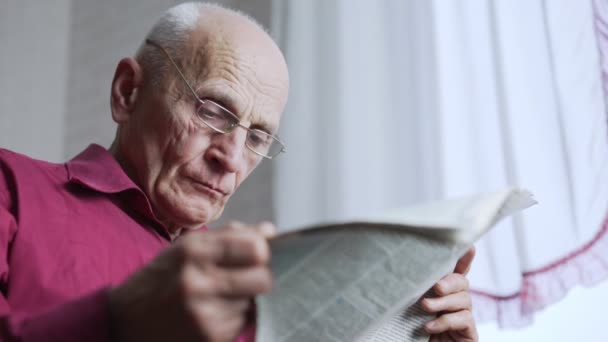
{"left": 433, "top": 273, "right": 469, "bottom": 296}
{"left": 181, "top": 263, "right": 273, "bottom": 297}
{"left": 221, "top": 221, "right": 277, "bottom": 239}
{"left": 424, "top": 310, "right": 476, "bottom": 336}
{"left": 190, "top": 299, "right": 249, "bottom": 342}
{"left": 253, "top": 221, "right": 277, "bottom": 239}
{"left": 191, "top": 297, "right": 250, "bottom": 321}
{"left": 182, "top": 230, "right": 270, "bottom": 267}
{"left": 220, "top": 221, "right": 248, "bottom": 232}
{"left": 214, "top": 231, "right": 271, "bottom": 266}
{"left": 454, "top": 247, "right": 475, "bottom": 275}
{"left": 207, "top": 315, "right": 246, "bottom": 342}
{"left": 213, "top": 266, "right": 273, "bottom": 296}
{"left": 421, "top": 291, "right": 472, "bottom": 313}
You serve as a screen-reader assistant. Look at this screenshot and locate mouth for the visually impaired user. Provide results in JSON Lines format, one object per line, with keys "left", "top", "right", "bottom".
{"left": 188, "top": 178, "right": 228, "bottom": 198}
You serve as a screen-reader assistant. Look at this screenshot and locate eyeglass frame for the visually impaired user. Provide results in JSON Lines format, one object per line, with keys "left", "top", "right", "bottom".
{"left": 144, "top": 39, "right": 286, "bottom": 159}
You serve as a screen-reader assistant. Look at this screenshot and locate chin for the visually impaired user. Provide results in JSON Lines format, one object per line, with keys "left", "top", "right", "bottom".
{"left": 154, "top": 181, "right": 227, "bottom": 228}
{"left": 154, "top": 198, "right": 215, "bottom": 229}
{"left": 178, "top": 205, "right": 218, "bottom": 228}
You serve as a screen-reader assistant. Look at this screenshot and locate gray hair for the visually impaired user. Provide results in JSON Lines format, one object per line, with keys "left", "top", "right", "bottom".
{"left": 135, "top": 2, "right": 264, "bottom": 87}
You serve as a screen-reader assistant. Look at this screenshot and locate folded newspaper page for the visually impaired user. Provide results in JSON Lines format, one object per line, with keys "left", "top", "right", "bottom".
{"left": 256, "top": 188, "right": 536, "bottom": 342}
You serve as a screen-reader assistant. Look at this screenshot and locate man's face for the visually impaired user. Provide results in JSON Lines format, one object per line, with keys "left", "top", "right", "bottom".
{"left": 120, "top": 28, "right": 289, "bottom": 231}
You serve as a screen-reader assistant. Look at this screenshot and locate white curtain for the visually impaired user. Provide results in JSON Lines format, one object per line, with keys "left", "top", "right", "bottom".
{"left": 271, "top": 0, "right": 608, "bottom": 328}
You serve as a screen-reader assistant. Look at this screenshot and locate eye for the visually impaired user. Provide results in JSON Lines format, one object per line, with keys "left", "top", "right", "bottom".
{"left": 198, "top": 106, "right": 219, "bottom": 119}
{"left": 248, "top": 130, "right": 272, "bottom": 148}
{"left": 197, "top": 104, "right": 231, "bottom": 127}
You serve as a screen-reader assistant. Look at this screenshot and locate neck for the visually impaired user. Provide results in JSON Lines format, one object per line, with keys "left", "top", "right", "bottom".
{"left": 110, "top": 138, "right": 185, "bottom": 242}
{"left": 168, "top": 228, "right": 183, "bottom": 241}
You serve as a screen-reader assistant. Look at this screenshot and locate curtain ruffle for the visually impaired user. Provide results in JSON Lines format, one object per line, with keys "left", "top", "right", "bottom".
{"left": 471, "top": 217, "right": 608, "bottom": 328}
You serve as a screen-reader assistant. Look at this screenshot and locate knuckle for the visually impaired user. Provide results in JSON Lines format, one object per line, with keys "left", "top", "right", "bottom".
{"left": 251, "top": 236, "right": 270, "bottom": 263}
{"left": 420, "top": 298, "right": 434, "bottom": 312}
{"left": 257, "top": 221, "right": 277, "bottom": 235}
{"left": 259, "top": 220, "right": 274, "bottom": 227}
{"left": 449, "top": 273, "right": 463, "bottom": 282}
{"left": 464, "top": 293, "right": 473, "bottom": 309}
{"left": 219, "top": 233, "right": 254, "bottom": 263}
{"left": 463, "top": 309, "right": 473, "bottom": 322}
{"left": 461, "top": 276, "right": 470, "bottom": 289}
{"left": 236, "top": 234, "right": 269, "bottom": 264}
{"left": 437, "top": 314, "right": 450, "bottom": 327}
{"left": 434, "top": 281, "right": 448, "bottom": 296}
{"left": 179, "top": 265, "right": 213, "bottom": 296}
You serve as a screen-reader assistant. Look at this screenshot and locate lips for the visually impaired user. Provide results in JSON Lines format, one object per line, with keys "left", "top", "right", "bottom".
{"left": 188, "top": 177, "right": 228, "bottom": 197}
{"left": 202, "top": 182, "right": 227, "bottom": 196}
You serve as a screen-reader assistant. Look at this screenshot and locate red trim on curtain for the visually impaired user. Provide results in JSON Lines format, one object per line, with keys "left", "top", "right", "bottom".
{"left": 470, "top": 216, "right": 608, "bottom": 328}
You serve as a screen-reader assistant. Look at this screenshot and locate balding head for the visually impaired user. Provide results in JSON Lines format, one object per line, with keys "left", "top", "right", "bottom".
{"left": 109, "top": 3, "right": 289, "bottom": 234}
{"left": 137, "top": 4, "right": 288, "bottom": 98}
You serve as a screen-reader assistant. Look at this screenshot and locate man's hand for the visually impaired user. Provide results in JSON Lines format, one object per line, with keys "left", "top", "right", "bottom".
{"left": 421, "top": 248, "right": 478, "bottom": 342}
{"left": 108, "top": 221, "right": 276, "bottom": 342}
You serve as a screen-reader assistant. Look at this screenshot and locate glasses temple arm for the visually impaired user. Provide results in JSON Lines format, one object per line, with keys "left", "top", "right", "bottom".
{"left": 146, "top": 39, "right": 201, "bottom": 101}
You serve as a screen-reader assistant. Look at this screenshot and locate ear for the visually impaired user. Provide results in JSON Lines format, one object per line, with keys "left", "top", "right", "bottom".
{"left": 110, "top": 58, "right": 143, "bottom": 123}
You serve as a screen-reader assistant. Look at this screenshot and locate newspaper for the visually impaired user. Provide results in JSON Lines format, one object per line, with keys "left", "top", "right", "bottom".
{"left": 256, "top": 188, "right": 536, "bottom": 342}
{"left": 256, "top": 189, "right": 536, "bottom": 342}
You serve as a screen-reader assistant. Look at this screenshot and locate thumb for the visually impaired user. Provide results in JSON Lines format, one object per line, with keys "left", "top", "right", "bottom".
{"left": 454, "top": 247, "right": 476, "bottom": 275}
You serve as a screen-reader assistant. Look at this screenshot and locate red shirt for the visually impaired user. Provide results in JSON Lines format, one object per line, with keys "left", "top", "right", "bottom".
{"left": 0, "top": 144, "right": 254, "bottom": 341}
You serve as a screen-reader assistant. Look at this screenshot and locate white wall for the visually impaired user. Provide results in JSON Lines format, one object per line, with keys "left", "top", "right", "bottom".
{"left": 0, "top": 0, "right": 71, "bottom": 162}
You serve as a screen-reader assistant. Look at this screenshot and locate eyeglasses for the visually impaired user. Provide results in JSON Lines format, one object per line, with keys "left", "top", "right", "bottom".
{"left": 145, "top": 39, "right": 286, "bottom": 159}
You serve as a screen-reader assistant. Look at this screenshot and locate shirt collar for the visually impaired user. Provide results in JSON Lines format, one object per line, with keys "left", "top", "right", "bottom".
{"left": 66, "top": 144, "right": 140, "bottom": 194}
{"left": 65, "top": 144, "right": 208, "bottom": 237}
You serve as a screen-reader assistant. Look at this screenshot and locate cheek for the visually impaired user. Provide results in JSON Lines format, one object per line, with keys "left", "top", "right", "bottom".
{"left": 160, "top": 115, "right": 210, "bottom": 168}
{"left": 169, "top": 131, "right": 210, "bottom": 165}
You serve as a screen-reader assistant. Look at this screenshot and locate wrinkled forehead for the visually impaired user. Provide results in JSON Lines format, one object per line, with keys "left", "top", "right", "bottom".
{"left": 178, "top": 25, "right": 288, "bottom": 134}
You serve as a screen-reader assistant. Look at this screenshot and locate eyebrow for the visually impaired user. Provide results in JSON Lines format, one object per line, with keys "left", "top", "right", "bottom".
{"left": 249, "top": 117, "right": 276, "bottom": 135}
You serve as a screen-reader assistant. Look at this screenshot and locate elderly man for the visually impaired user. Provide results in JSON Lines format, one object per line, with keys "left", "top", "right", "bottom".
{"left": 0, "top": 3, "right": 477, "bottom": 342}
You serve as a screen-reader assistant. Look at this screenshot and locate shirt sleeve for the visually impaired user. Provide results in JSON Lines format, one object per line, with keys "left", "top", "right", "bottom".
{"left": 0, "top": 193, "right": 113, "bottom": 342}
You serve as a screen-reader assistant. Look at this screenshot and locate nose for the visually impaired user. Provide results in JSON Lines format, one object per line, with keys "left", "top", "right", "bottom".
{"left": 204, "top": 128, "right": 248, "bottom": 173}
